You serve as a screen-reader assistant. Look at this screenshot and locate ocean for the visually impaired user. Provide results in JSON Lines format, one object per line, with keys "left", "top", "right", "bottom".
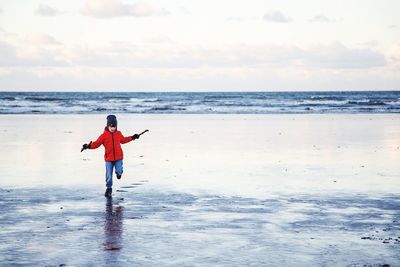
{"left": 0, "top": 91, "right": 399, "bottom": 114}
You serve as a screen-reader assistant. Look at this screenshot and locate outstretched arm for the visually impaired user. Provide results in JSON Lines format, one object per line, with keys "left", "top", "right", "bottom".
{"left": 90, "top": 134, "right": 104, "bottom": 149}
{"left": 120, "top": 133, "right": 133, "bottom": 144}
{"left": 82, "top": 134, "right": 103, "bottom": 152}
{"left": 120, "top": 129, "right": 148, "bottom": 145}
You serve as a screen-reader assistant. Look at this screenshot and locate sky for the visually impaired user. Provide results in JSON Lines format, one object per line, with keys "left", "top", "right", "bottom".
{"left": 0, "top": 0, "right": 399, "bottom": 91}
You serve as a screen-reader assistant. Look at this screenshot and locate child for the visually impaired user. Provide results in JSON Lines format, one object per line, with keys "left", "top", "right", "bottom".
{"left": 81, "top": 115, "right": 140, "bottom": 197}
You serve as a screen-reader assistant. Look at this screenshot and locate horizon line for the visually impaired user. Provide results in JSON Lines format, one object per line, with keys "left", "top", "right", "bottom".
{"left": 1, "top": 89, "right": 400, "bottom": 93}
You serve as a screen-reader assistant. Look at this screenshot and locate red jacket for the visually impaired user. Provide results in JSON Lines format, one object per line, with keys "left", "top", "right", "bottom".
{"left": 89, "top": 127, "right": 133, "bottom": 161}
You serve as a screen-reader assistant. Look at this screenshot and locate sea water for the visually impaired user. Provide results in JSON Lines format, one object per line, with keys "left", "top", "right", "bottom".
{"left": 0, "top": 91, "right": 399, "bottom": 114}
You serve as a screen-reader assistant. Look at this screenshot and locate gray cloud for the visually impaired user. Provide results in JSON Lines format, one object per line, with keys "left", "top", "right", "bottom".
{"left": 179, "top": 6, "right": 192, "bottom": 15}
{"left": 1, "top": 63, "right": 398, "bottom": 92}
{"left": 361, "top": 40, "right": 379, "bottom": 47}
{"left": 200, "top": 43, "right": 386, "bottom": 69}
{"left": 0, "top": 41, "right": 395, "bottom": 92}
{"left": 0, "top": 41, "right": 67, "bottom": 67}
{"left": 35, "top": 5, "right": 63, "bottom": 16}
{"left": 263, "top": 11, "right": 292, "bottom": 23}
{"left": 56, "top": 42, "right": 386, "bottom": 70}
{"left": 302, "top": 42, "right": 386, "bottom": 69}
{"left": 25, "top": 33, "right": 62, "bottom": 46}
{"left": 82, "top": 0, "right": 165, "bottom": 18}
{"left": 0, "top": 27, "right": 17, "bottom": 38}
{"left": 0, "top": 41, "right": 18, "bottom": 66}
{"left": 309, "top": 14, "right": 336, "bottom": 23}
{"left": 226, "top": 17, "right": 243, "bottom": 22}
{"left": 0, "top": 39, "right": 387, "bottom": 71}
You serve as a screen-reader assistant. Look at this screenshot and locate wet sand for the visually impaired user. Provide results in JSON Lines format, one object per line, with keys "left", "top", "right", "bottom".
{"left": 0, "top": 114, "right": 399, "bottom": 266}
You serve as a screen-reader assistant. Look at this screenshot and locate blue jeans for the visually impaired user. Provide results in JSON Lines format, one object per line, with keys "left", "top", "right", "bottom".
{"left": 105, "top": 160, "right": 123, "bottom": 188}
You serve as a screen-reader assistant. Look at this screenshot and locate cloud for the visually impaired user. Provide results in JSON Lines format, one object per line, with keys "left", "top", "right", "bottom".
{"left": 1, "top": 63, "right": 399, "bottom": 91}
{"left": 0, "top": 41, "right": 67, "bottom": 67}
{"left": 0, "top": 41, "right": 18, "bottom": 66}
{"left": 25, "top": 33, "right": 62, "bottom": 46}
{"left": 226, "top": 17, "right": 243, "bottom": 22}
{"left": 0, "top": 39, "right": 387, "bottom": 72}
{"left": 361, "top": 40, "right": 379, "bottom": 47}
{"left": 179, "top": 6, "right": 192, "bottom": 15}
{"left": 309, "top": 14, "right": 337, "bottom": 23}
{"left": 0, "top": 27, "right": 17, "bottom": 38}
{"left": 0, "top": 40, "right": 396, "bottom": 91}
{"left": 82, "top": 0, "right": 164, "bottom": 18}
{"left": 0, "top": 8, "right": 3, "bottom": 14}
{"left": 263, "top": 10, "right": 292, "bottom": 23}
{"left": 387, "top": 24, "right": 398, "bottom": 29}
{"left": 35, "top": 5, "right": 63, "bottom": 16}
{"left": 51, "top": 42, "right": 386, "bottom": 70}
{"left": 387, "top": 43, "right": 400, "bottom": 62}
{"left": 302, "top": 42, "right": 386, "bottom": 69}
{"left": 189, "top": 43, "right": 386, "bottom": 69}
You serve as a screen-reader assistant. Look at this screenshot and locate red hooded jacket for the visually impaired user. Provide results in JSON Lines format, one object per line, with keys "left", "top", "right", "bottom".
{"left": 89, "top": 127, "right": 133, "bottom": 161}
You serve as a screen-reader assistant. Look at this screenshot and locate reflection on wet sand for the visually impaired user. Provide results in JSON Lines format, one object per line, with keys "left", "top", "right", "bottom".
{"left": 103, "top": 197, "right": 124, "bottom": 252}
{"left": 0, "top": 188, "right": 399, "bottom": 265}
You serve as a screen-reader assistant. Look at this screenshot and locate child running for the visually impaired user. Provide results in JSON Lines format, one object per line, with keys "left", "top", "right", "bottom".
{"left": 81, "top": 115, "right": 141, "bottom": 198}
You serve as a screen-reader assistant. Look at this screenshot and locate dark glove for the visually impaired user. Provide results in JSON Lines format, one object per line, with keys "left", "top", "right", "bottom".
{"left": 132, "top": 134, "right": 140, "bottom": 140}
{"left": 81, "top": 141, "right": 92, "bottom": 152}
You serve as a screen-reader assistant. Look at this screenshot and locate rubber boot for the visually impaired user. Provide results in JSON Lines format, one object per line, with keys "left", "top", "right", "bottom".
{"left": 104, "top": 188, "right": 112, "bottom": 198}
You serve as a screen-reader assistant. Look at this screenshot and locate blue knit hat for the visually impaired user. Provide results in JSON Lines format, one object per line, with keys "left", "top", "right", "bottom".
{"left": 106, "top": 115, "right": 117, "bottom": 127}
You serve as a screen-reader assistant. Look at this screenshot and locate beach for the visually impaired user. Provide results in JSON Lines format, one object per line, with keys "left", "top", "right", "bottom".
{"left": 1, "top": 114, "right": 399, "bottom": 266}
